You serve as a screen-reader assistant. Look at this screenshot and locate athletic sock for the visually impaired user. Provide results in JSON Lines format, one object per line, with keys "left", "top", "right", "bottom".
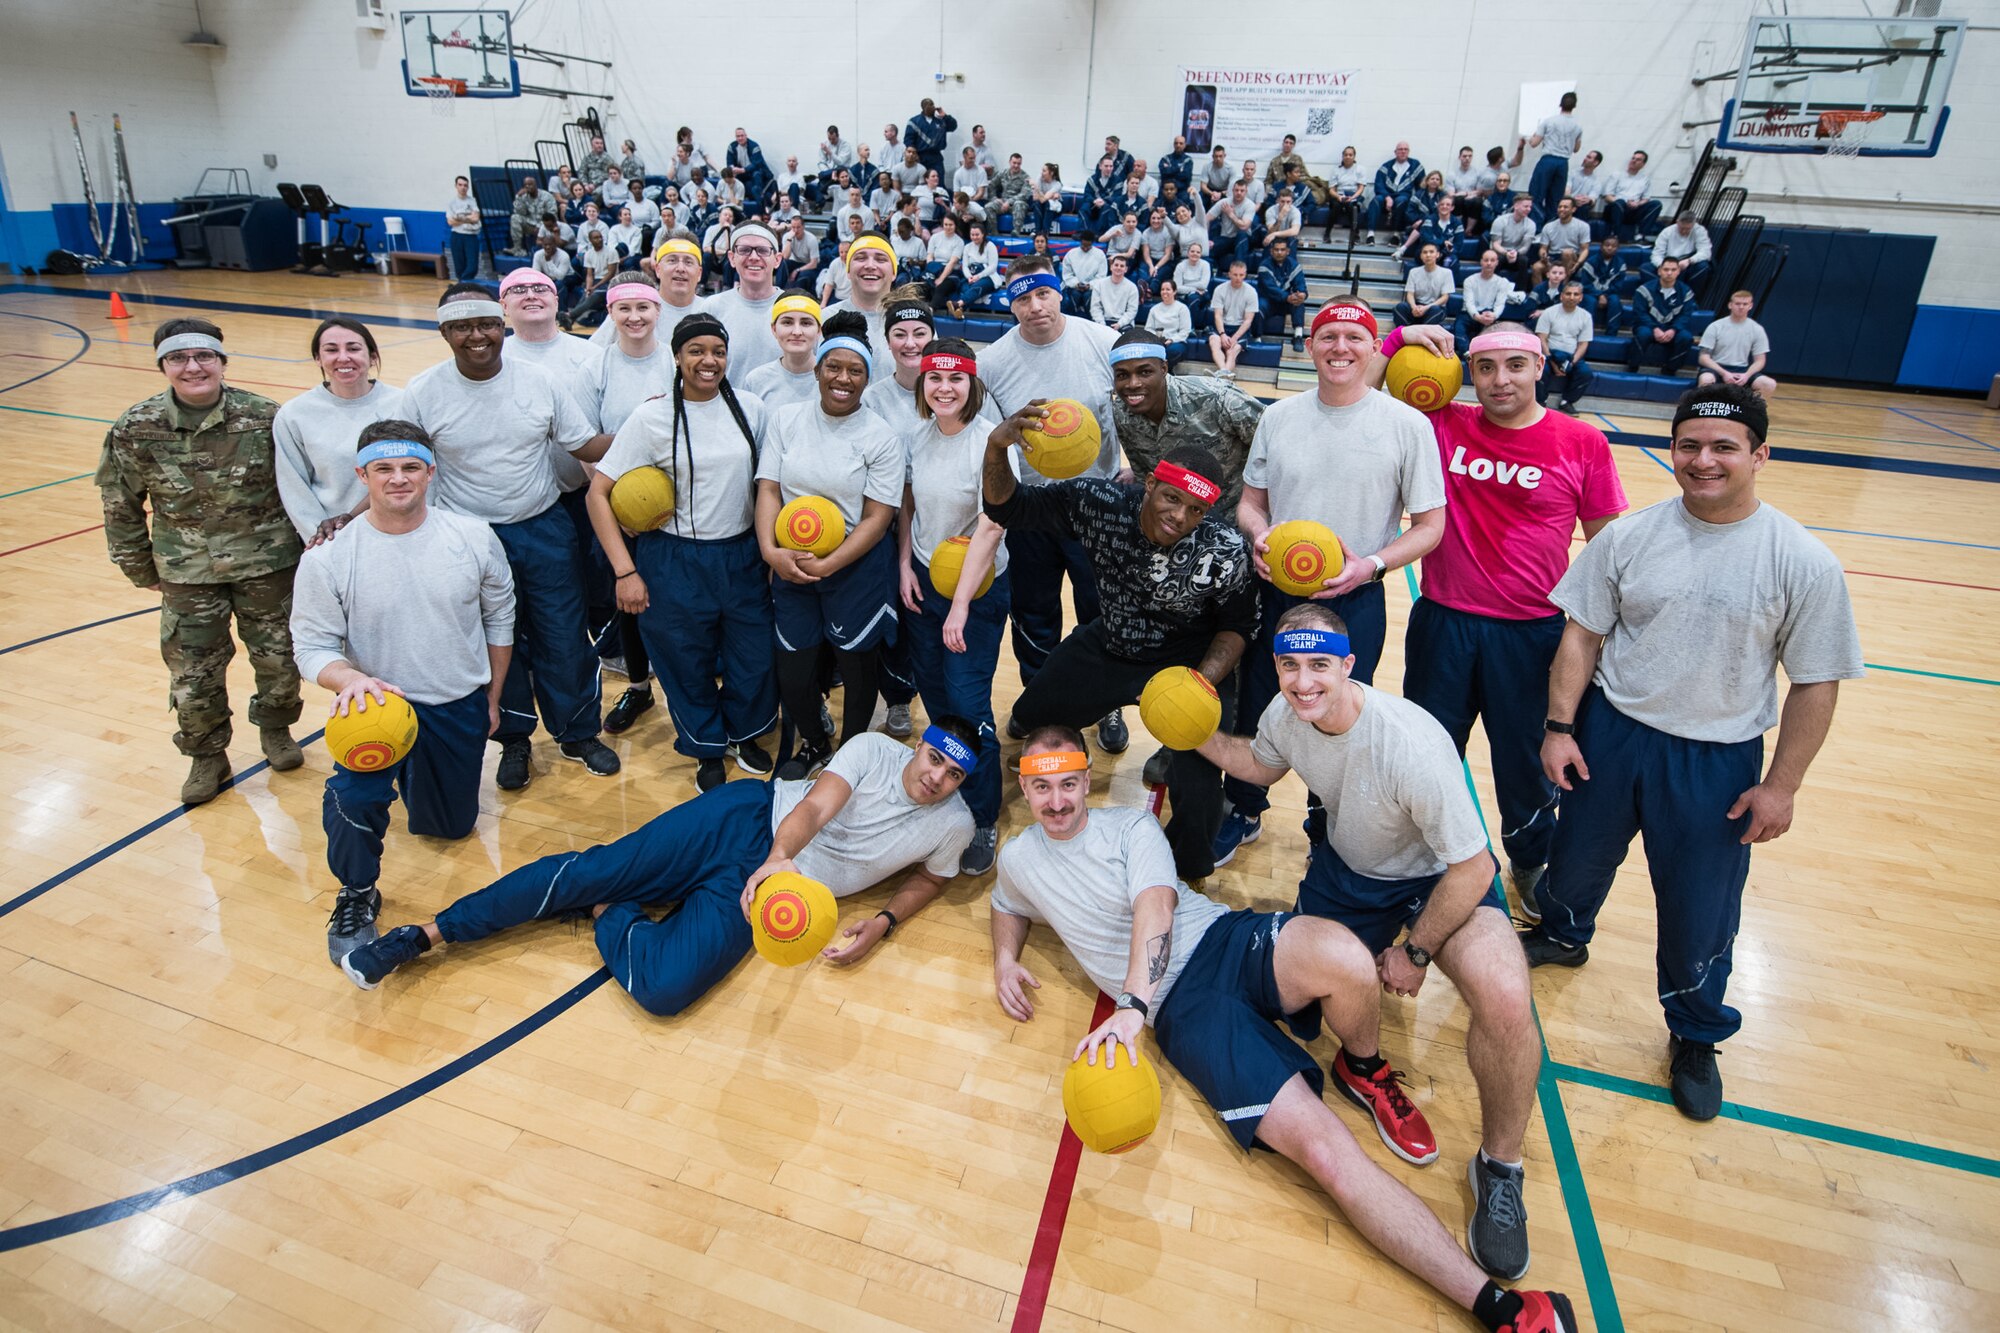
{"left": 1480, "top": 1148, "right": 1524, "bottom": 1173}
{"left": 1473, "top": 1280, "right": 1523, "bottom": 1331}
{"left": 1342, "top": 1050, "right": 1386, "bottom": 1079}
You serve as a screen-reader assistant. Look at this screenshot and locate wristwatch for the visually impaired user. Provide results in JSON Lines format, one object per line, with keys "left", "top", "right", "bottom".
{"left": 1544, "top": 718, "right": 1576, "bottom": 735}
{"left": 1369, "top": 554, "right": 1389, "bottom": 582}
{"left": 1402, "top": 941, "right": 1433, "bottom": 969}
{"left": 1114, "top": 992, "right": 1150, "bottom": 1020}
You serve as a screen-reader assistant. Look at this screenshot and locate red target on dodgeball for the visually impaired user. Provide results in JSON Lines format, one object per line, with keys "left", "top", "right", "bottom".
{"left": 1263, "top": 519, "right": 1345, "bottom": 597}
{"left": 1283, "top": 544, "right": 1326, "bottom": 587}
{"left": 750, "top": 871, "right": 837, "bottom": 966}
{"left": 788, "top": 509, "right": 822, "bottom": 546}
{"left": 774, "top": 495, "right": 845, "bottom": 558}
{"left": 346, "top": 741, "right": 399, "bottom": 771}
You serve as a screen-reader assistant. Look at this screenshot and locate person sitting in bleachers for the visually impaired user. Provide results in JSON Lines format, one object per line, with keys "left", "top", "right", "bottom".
{"left": 890, "top": 145, "right": 925, "bottom": 197}
{"left": 618, "top": 138, "right": 646, "bottom": 181}
{"left": 1456, "top": 248, "right": 1515, "bottom": 353}
{"left": 954, "top": 221, "right": 1003, "bottom": 317}
{"left": 1235, "top": 159, "right": 1268, "bottom": 211}
{"left": 994, "top": 153, "right": 1033, "bottom": 233}
{"left": 549, "top": 164, "right": 579, "bottom": 201}
{"left": 778, "top": 214, "right": 821, "bottom": 290}
{"left": 507, "top": 176, "right": 547, "bottom": 254}
{"left": 597, "top": 165, "right": 630, "bottom": 210}
{"left": 925, "top": 212, "right": 967, "bottom": 301}
{"left": 1266, "top": 134, "right": 1306, "bottom": 188}
{"left": 1396, "top": 243, "right": 1454, "bottom": 328}
{"left": 889, "top": 217, "right": 927, "bottom": 282}
{"left": 666, "top": 143, "right": 697, "bottom": 189}
{"left": 1537, "top": 197, "right": 1592, "bottom": 276}
{"left": 607, "top": 206, "right": 644, "bottom": 270}
{"left": 1696, "top": 291, "right": 1777, "bottom": 399}
{"left": 1575, "top": 234, "right": 1627, "bottom": 330}
{"left": 576, "top": 228, "right": 619, "bottom": 322}
{"left": 1648, "top": 212, "right": 1713, "bottom": 288}
{"left": 1488, "top": 196, "right": 1540, "bottom": 286}
{"left": 1206, "top": 180, "right": 1259, "bottom": 274}
{"left": 1146, "top": 278, "right": 1193, "bottom": 363}
{"left": 1483, "top": 171, "right": 1521, "bottom": 230}
{"left": 1626, "top": 255, "right": 1697, "bottom": 373}
{"left": 1602, "top": 150, "right": 1660, "bottom": 240}
{"left": 771, "top": 156, "right": 806, "bottom": 211}
{"left": 1100, "top": 134, "right": 1135, "bottom": 183}
{"left": 1199, "top": 145, "right": 1234, "bottom": 207}
{"left": 1323, "top": 146, "right": 1368, "bottom": 241}
{"left": 864, "top": 171, "right": 897, "bottom": 221}
{"left": 1060, "top": 230, "right": 1108, "bottom": 316}
{"left": 1115, "top": 167, "right": 1155, "bottom": 226}
{"left": 1090, "top": 254, "right": 1141, "bottom": 331}
{"left": 580, "top": 134, "right": 613, "bottom": 186}
{"left": 1536, "top": 280, "right": 1596, "bottom": 412}
{"left": 952, "top": 190, "right": 988, "bottom": 229}
{"left": 1367, "top": 141, "right": 1424, "bottom": 241}
{"left": 1170, "top": 203, "right": 1208, "bottom": 263}
{"left": 1445, "top": 146, "right": 1486, "bottom": 226}
{"left": 1160, "top": 136, "right": 1195, "bottom": 196}
{"left": 1256, "top": 236, "right": 1309, "bottom": 351}
{"left": 701, "top": 207, "right": 741, "bottom": 293}
{"left": 815, "top": 126, "right": 856, "bottom": 205}
{"left": 532, "top": 230, "right": 578, "bottom": 313}
{"left": 1261, "top": 187, "right": 1304, "bottom": 254}
{"left": 954, "top": 147, "right": 989, "bottom": 205}
{"left": 833, "top": 186, "right": 876, "bottom": 237}
{"left": 660, "top": 185, "right": 691, "bottom": 233}
{"left": 1137, "top": 206, "right": 1178, "bottom": 298}
{"left": 1082, "top": 155, "right": 1123, "bottom": 233}
{"left": 1566, "top": 150, "right": 1607, "bottom": 221}
{"left": 1173, "top": 239, "right": 1212, "bottom": 306}
{"left": 1403, "top": 170, "right": 1446, "bottom": 231}
{"left": 574, "top": 201, "right": 609, "bottom": 251}
{"left": 717, "top": 168, "right": 750, "bottom": 215}
{"left": 1399, "top": 195, "right": 1464, "bottom": 268}
{"left": 724, "top": 128, "right": 771, "bottom": 203}
{"left": 1031, "top": 163, "right": 1065, "bottom": 235}
{"left": 538, "top": 209, "right": 572, "bottom": 251}
{"left": 674, "top": 125, "right": 716, "bottom": 172}
{"left": 1207, "top": 259, "right": 1260, "bottom": 379}
{"left": 969, "top": 123, "right": 997, "bottom": 178}
{"left": 770, "top": 194, "right": 802, "bottom": 232}
{"left": 1100, "top": 210, "right": 1140, "bottom": 265}
{"left": 1518, "top": 261, "right": 1570, "bottom": 321}
{"left": 818, "top": 238, "right": 853, "bottom": 305}
{"left": 919, "top": 170, "right": 951, "bottom": 226}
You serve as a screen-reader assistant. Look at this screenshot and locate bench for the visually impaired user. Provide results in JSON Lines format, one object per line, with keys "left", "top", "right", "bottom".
{"left": 387, "top": 250, "right": 444, "bottom": 277}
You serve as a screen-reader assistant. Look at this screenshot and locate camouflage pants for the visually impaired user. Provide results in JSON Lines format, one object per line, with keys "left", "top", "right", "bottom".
{"left": 1007, "top": 196, "right": 1033, "bottom": 231}
{"left": 159, "top": 568, "right": 302, "bottom": 756}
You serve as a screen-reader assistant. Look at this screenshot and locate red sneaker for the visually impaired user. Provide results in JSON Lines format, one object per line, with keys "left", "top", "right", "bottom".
{"left": 1501, "top": 1291, "right": 1576, "bottom": 1333}
{"left": 1331, "top": 1049, "right": 1439, "bottom": 1165}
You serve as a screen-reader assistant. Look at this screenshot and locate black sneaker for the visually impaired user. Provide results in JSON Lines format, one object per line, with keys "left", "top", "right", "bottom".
{"left": 603, "top": 685, "right": 654, "bottom": 735}
{"left": 1097, "top": 709, "right": 1129, "bottom": 754}
{"left": 1005, "top": 713, "right": 1029, "bottom": 741}
{"left": 960, "top": 825, "right": 998, "bottom": 876}
{"left": 1466, "top": 1153, "right": 1531, "bottom": 1281}
{"left": 1291, "top": 331, "right": 1304, "bottom": 352}
{"left": 1668, "top": 1035, "right": 1723, "bottom": 1121}
{"left": 340, "top": 923, "right": 430, "bottom": 990}
{"left": 777, "top": 740, "right": 834, "bottom": 781}
{"left": 1141, "top": 745, "right": 1173, "bottom": 787}
{"left": 1508, "top": 863, "right": 1547, "bottom": 923}
{"left": 559, "top": 737, "right": 621, "bottom": 776}
{"left": 696, "top": 757, "right": 728, "bottom": 792}
{"left": 496, "top": 738, "right": 533, "bottom": 791}
{"left": 729, "top": 738, "right": 774, "bottom": 776}
{"left": 1559, "top": 398, "right": 1581, "bottom": 415}
{"left": 1517, "top": 925, "right": 1588, "bottom": 969}
{"left": 326, "top": 886, "right": 381, "bottom": 964}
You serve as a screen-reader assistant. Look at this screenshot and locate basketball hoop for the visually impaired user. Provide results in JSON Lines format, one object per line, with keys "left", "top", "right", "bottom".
{"left": 418, "top": 76, "right": 466, "bottom": 117}
{"left": 1816, "top": 109, "right": 1884, "bottom": 160}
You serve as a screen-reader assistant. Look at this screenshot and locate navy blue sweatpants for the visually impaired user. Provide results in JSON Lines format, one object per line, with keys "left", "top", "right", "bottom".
{"left": 324, "top": 689, "right": 489, "bottom": 892}
{"left": 1538, "top": 688, "right": 1763, "bottom": 1044}
{"left": 1223, "top": 580, "right": 1387, "bottom": 820}
{"left": 901, "top": 555, "right": 1011, "bottom": 827}
{"left": 1402, "top": 598, "right": 1564, "bottom": 871}
{"left": 490, "top": 502, "right": 602, "bottom": 745}
{"left": 436, "top": 779, "right": 775, "bottom": 1016}
{"left": 632, "top": 530, "right": 778, "bottom": 760}
{"left": 1006, "top": 528, "right": 1101, "bottom": 686}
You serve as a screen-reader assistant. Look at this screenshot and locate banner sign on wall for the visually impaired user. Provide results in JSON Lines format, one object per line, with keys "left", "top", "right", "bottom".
{"left": 1176, "top": 68, "right": 1358, "bottom": 162}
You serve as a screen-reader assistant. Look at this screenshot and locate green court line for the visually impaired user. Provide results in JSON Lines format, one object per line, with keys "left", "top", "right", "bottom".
{"left": 1548, "top": 1061, "right": 2000, "bottom": 1179}
{"left": 1865, "top": 662, "right": 2000, "bottom": 687}
{"left": 0, "top": 472, "right": 93, "bottom": 500}
{"left": 0, "top": 402, "right": 115, "bottom": 425}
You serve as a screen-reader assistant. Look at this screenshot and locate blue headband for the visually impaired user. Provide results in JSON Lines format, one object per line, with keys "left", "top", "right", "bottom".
{"left": 922, "top": 725, "right": 977, "bottom": 773}
{"left": 816, "top": 335, "right": 874, "bottom": 375}
{"left": 1274, "top": 628, "right": 1351, "bottom": 658}
{"left": 1004, "top": 272, "right": 1062, "bottom": 304}
{"left": 1108, "top": 343, "right": 1167, "bottom": 365}
{"left": 357, "top": 439, "right": 436, "bottom": 468}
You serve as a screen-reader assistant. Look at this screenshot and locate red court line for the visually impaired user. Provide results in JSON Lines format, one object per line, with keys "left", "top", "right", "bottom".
{"left": 0, "top": 352, "right": 297, "bottom": 393}
{"left": 1012, "top": 990, "right": 1115, "bottom": 1333}
{"left": 0, "top": 524, "right": 103, "bottom": 558}
{"left": 1845, "top": 568, "right": 2000, "bottom": 594}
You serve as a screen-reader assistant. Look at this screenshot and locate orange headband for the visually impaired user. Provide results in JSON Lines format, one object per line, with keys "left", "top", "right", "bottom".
{"left": 1017, "top": 751, "right": 1088, "bottom": 775}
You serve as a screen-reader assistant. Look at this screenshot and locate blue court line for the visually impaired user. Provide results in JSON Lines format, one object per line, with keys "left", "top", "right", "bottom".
{"left": 0, "top": 311, "right": 92, "bottom": 396}
{"left": 0, "top": 283, "right": 442, "bottom": 333}
{"left": 0, "top": 965, "right": 613, "bottom": 1252}
{"left": 1884, "top": 404, "right": 2000, "bottom": 454}
{"left": 1548, "top": 1062, "right": 2000, "bottom": 1179}
{"left": 1399, "top": 567, "right": 1626, "bottom": 1329}
{"left": 1866, "top": 663, "right": 2000, "bottom": 687}
{"left": 1805, "top": 526, "right": 2000, "bottom": 553}
{"left": 0, "top": 403, "right": 115, "bottom": 425}
{"left": 1603, "top": 430, "right": 2000, "bottom": 485}
{"left": 0, "top": 728, "right": 325, "bottom": 920}
{"left": 0, "top": 471, "right": 94, "bottom": 500}
{"left": 0, "top": 606, "right": 159, "bottom": 656}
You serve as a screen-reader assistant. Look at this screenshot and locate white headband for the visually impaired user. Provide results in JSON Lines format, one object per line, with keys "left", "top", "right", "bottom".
{"left": 154, "top": 332, "right": 224, "bottom": 362}
{"left": 437, "top": 299, "right": 504, "bottom": 325}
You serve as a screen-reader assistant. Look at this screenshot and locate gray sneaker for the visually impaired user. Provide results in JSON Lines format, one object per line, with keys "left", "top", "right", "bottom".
{"left": 960, "top": 825, "right": 999, "bottom": 876}
{"left": 326, "top": 886, "right": 382, "bottom": 964}
{"left": 884, "top": 703, "right": 913, "bottom": 738}
{"left": 1466, "top": 1153, "right": 1530, "bottom": 1280}
{"left": 1508, "top": 863, "right": 1547, "bottom": 922}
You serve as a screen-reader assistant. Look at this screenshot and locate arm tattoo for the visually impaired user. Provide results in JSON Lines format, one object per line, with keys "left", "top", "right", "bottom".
{"left": 1145, "top": 927, "right": 1172, "bottom": 985}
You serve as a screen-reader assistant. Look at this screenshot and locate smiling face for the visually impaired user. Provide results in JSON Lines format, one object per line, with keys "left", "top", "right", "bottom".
{"left": 159, "top": 345, "right": 225, "bottom": 406}
{"left": 1138, "top": 473, "right": 1211, "bottom": 547}
{"left": 1673, "top": 417, "right": 1766, "bottom": 512}
{"left": 1469, "top": 347, "right": 1540, "bottom": 418}
{"left": 887, "top": 320, "right": 932, "bottom": 373}
{"left": 1276, "top": 646, "right": 1354, "bottom": 728}
{"left": 1112, "top": 353, "right": 1168, "bottom": 419}
{"left": 816, "top": 347, "right": 869, "bottom": 415}
{"left": 610, "top": 295, "right": 660, "bottom": 344}
{"left": 1018, "top": 746, "right": 1090, "bottom": 840}
{"left": 1310, "top": 320, "right": 1377, "bottom": 393}
{"left": 316, "top": 326, "right": 376, "bottom": 392}
{"left": 772, "top": 310, "right": 820, "bottom": 357}
{"left": 675, "top": 335, "right": 729, "bottom": 397}
{"left": 921, "top": 366, "right": 971, "bottom": 420}
{"left": 358, "top": 455, "right": 432, "bottom": 520}
{"left": 440, "top": 317, "right": 505, "bottom": 375}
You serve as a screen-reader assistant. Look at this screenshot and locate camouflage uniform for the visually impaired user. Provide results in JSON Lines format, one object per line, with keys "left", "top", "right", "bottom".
{"left": 509, "top": 187, "right": 550, "bottom": 251}
{"left": 579, "top": 149, "right": 613, "bottom": 186}
{"left": 96, "top": 387, "right": 305, "bottom": 757}
{"left": 992, "top": 166, "right": 1033, "bottom": 232}
{"left": 1111, "top": 374, "right": 1265, "bottom": 528}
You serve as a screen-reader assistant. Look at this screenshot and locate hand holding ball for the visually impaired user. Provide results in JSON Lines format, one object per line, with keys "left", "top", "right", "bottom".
{"left": 1017, "top": 399, "right": 1101, "bottom": 480}
{"left": 1263, "top": 520, "right": 1345, "bottom": 597}
{"left": 775, "top": 496, "right": 846, "bottom": 559}
{"left": 1385, "top": 344, "right": 1463, "bottom": 412}
{"left": 750, "top": 871, "right": 838, "bottom": 966}
{"left": 609, "top": 466, "right": 676, "bottom": 532}
{"left": 1139, "top": 666, "right": 1220, "bottom": 751}
{"left": 1062, "top": 1047, "right": 1163, "bottom": 1154}
{"left": 928, "top": 536, "right": 995, "bottom": 599}
{"left": 326, "top": 692, "right": 419, "bottom": 772}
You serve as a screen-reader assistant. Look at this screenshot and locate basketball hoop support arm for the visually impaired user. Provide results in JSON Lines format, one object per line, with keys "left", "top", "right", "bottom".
{"left": 510, "top": 43, "right": 611, "bottom": 69}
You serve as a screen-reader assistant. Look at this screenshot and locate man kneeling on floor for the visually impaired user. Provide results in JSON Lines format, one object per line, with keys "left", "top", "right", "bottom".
{"left": 990, "top": 725, "right": 1576, "bottom": 1333}
{"left": 341, "top": 724, "right": 979, "bottom": 1006}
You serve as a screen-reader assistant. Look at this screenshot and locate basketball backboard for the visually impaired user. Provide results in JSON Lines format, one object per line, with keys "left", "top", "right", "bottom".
{"left": 1718, "top": 14, "right": 1964, "bottom": 157}
{"left": 400, "top": 9, "right": 521, "bottom": 99}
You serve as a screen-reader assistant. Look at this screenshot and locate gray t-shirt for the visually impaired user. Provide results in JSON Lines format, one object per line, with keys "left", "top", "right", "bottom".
{"left": 584, "top": 343, "right": 674, "bottom": 435}
{"left": 703, "top": 288, "right": 781, "bottom": 374}
{"left": 1251, "top": 686, "right": 1489, "bottom": 880}
{"left": 1536, "top": 113, "right": 1583, "bottom": 158}
{"left": 272, "top": 381, "right": 408, "bottom": 538}
{"left": 756, "top": 401, "right": 905, "bottom": 528}
{"left": 1461, "top": 272, "right": 1513, "bottom": 316}
{"left": 1539, "top": 218, "right": 1592, "bottom": 255}
{"left": 742, "top": 359, "right": 820, "bottom": 411}
{"left": 978, "top": 319, "right": 1121, "bottom": 484}
{"left": 991, "top": 806, "right": 1227, "bottom": 1020}
{"left": 1699, "top": 317, "right": 1771, "bottom": 368}
{"left": 1210, "top": 281, "right": 1260, "bottom": 331}
{"left": 589, "top": 296, "right": 706, "bottom": 349}
{"left": 595, "top": 389, "right": 767, "bottom": 540}
{"left": 507, "top": 330, "right": 602, "bottom": 492}
{"left": 822, "top": 301, "right": 897, "bottom": 368}
{"left": 907, "top": 418, "right": 1011, "bottom": 578}
{"left": 1243, "top": 389, "right": 1446, "bottom": 553}
{"left": 1551, "top": 498, "right": 1865, "bottom": 743}
{"left": 1537, "top": 304, "right": 1594, "bottom": 355}
{"left": 290, "top": 510, "right": 514, "bottom": 705}
{"left": 401, "top": 357, "right": 596, "bottom": 526}
{"left": 1405, "top": 266, "right": 1455, "bottom": 307}
{"left": 772, "top": 732, "right": 974, "bottom": 893}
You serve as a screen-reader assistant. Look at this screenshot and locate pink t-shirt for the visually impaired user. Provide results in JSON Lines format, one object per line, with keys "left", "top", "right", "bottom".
{"left": 1419, "top": 402, "right": 1628, "bottom": 619}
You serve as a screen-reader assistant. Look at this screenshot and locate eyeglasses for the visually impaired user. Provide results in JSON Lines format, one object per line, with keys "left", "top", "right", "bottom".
{"left": 161, "top": 351, "right": 222, "bottom": 368}
{"left": 731, "top": 245, "right": 776, "bottom": 259}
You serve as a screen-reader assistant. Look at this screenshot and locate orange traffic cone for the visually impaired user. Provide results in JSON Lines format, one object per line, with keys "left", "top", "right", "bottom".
{"left": 107, "top": 292, "right": 133, "bottom": 320}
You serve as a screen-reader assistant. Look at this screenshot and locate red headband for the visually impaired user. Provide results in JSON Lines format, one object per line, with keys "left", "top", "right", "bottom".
{"left": 921, "top": 352, "right": 977, "bottom": 376}
{"left": 1311, "top": 302, "right": 1379, "bottom": 338}
{"left": 1154, "top": 460, "right": 1221, "bottom": 505}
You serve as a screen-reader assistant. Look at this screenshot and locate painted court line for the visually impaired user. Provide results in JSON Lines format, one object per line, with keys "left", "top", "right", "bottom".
{"left": 1885, "top": 404, "right": 2000, "bottom": 454}
{"left": 0, "top": 524, "right": 104, "bottom": 558}
{"left": 0, "top": 471, "right": 94, "bottom": 500}
{"left": 1011, "top": 990, "right": 1115, "bottom": 1333}
{"left": 0, "top": 403, "right": 115, "bottom": 425}
{"left": 0, "top": 311, "right": 92, "bottom": 397}
{"left": 0, "top": 283, "right": 444, "bottom": 333}
{"left": 0, "top": 606, "right": 159, "bottom": 656}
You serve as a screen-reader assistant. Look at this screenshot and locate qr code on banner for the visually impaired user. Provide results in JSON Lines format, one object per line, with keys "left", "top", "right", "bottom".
{"left": 1305, "top": 107, "right": 1335, "bottom": 136}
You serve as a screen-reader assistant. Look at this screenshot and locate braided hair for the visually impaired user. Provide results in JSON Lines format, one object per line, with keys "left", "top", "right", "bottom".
{"left": 667, "top": 313, "right": 760, "bottom": 539}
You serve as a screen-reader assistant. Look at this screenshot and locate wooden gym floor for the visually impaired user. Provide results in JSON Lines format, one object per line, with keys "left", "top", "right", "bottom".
{"left": 0, "top": 270, "right": 1996, "bottom": 1332}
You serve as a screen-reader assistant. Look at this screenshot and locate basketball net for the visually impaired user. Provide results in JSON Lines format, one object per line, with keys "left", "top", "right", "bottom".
{"left": 419, "top": 77, "right": 464, "bottom": 118}
{"left": 1816, "top": 109, "right": 1884, "bottom": 160}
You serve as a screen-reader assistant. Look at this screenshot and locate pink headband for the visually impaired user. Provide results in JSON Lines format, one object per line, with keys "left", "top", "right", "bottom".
{"left": 1466, "top": 330, "right": 1543, "bottom": 360}
{"left": 607, "top": 282, "right": 662, "bottom": 306}
{"left": 499, "top": 268, "right": 556, "bottom": 295}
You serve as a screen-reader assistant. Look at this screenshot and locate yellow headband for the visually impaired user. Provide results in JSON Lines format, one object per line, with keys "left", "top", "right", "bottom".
{"left": 1016, "top": 750, "right": 1089, "bottom": 775}
{"left": 849, "top": 234, "right": 897, "bottom": 266}
{"left": 654, "top": 238, "right": 702, "bottom": 264}
{"left": 770, "top": 293, "right": 823, "bottom": 326}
